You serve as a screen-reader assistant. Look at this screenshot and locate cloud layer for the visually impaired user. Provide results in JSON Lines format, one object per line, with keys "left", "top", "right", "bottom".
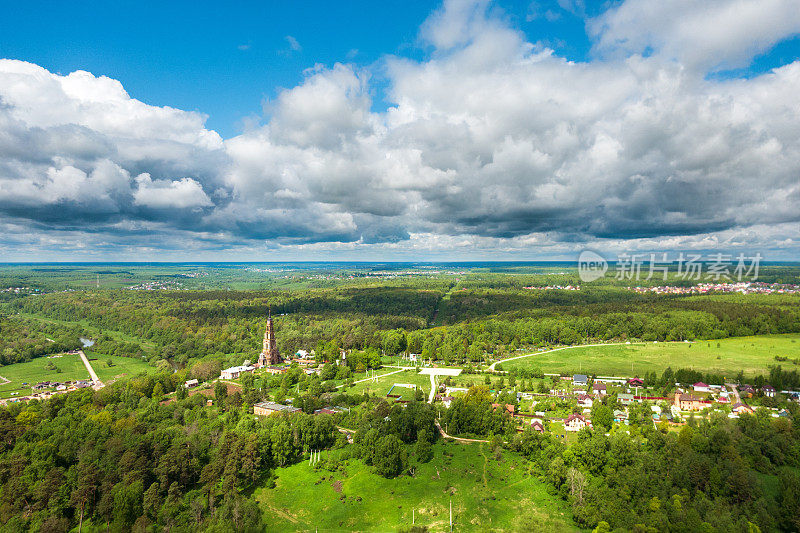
{"left": 1, "top": 0, "right": 800, "bottom": 260}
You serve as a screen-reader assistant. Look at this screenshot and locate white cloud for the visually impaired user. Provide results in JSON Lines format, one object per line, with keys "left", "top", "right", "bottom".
{"left": 1, "top": 0, "right": 800, "bottom": 259}
{"left": 588, "top": 0, "right": 800, "bottom": 71}
{"left": 285, "top": 35, "right": 302, "bottom": 52}
{"left": 133, "top": 174, "right": 213, "bottom": 209}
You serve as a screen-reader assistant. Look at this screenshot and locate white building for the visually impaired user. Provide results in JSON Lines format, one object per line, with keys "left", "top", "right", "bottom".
{"left": 220, "top": 365, "right": 255, "bottom": 380}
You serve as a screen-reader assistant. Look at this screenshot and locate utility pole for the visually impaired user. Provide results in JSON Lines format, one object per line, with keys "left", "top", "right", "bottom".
{"left": 450, "top": 498, "right": 453, "bottom": 532}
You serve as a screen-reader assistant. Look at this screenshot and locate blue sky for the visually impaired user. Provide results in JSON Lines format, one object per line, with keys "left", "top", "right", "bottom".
{"left": 0, "top": 0, "right": 799, "bottom": 261}
{"left": 1, "top": 0, "right": 605, "bottom": 138}
{"left": 4, "top": 1, "right": 798, "bottom": 139}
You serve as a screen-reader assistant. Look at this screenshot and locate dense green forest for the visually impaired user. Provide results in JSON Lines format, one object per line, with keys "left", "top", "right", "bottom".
{"left": 1, "top": 377, "right": 799, "bottom": 532}
{"left": 2, "top": 279, "right": 799, "bottom": 368}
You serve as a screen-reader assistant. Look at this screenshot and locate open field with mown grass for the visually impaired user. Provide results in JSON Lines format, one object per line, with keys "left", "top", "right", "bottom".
{"left": 345, "top": 369, "right": 433, "bottom": 397}
{"left": 255, "top": 442, "right": 580, "bottom": 532}
{"left": 0, "top": 352, "right": 154, "bottom": 399}
{"left": 83, "top": 351, "right": 153, "bottom": 382}
{"left": 500, "top": 334, "right": 800, "bottom": 377}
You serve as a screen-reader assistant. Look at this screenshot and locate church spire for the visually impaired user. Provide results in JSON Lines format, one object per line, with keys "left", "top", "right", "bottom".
{"left": 258, "top": 305, "right": 281, "bottom": 366}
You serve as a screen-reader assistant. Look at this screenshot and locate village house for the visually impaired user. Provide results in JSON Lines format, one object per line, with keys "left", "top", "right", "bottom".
{"left": 564, "top": 413, "right": 592, "bottom": 431}
{"left": 253, "top": 401, "right": 302, "bottom": 417}
{"left": 220, "top": 365, "right": 255, "bottom": 380}
{"left": 626, "top": 377, "right": 644, "bottom": 388}
{"left": 731, "top": 402, "right": 754, "bottom": 415}
{"left": 613, "top": 409, "right": 628, "bottom": 423}
{"left": 263, "top": 366, "right": 287, "bottom": 375}
{"left": 592, "top": 382, "right": 607, "bottom": 396}
{"left": 491, "top": 403, "right": 515, "bottom": 415}
{"left": 573, "top": 374, "right": 588, "bottom": 387}
{"left": 441, "top": 396, "right": 454, "bottom": 408}
{"left": 184, "top": 379, "right": 199, "bottom": 388}
{"left": 693, "top": 382, "right": 711, "bottom": 393}
{"left": 763, "top": 385, "right": 776, "bottom": 398}
{"left": 739, "top": 384, "right": 755, "bottom": 397}
{"left": 576, "top": 394, "right": 593, "bottom": 409}
{"left": 618, "top": 393, "right": 635, "bottom": 406}
{"left": 674, "top": 392, "right": 710, "bottom": 411}
{"left": 531, "top": 420, "right": 545, "bottom": 433}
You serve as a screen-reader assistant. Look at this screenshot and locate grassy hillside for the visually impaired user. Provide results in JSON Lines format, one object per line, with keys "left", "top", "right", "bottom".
{"left": 255, "top": 442, "right": 580, "bottom": 532}
{"left": 500, "top": 334, "right": 800, "bottom": 377}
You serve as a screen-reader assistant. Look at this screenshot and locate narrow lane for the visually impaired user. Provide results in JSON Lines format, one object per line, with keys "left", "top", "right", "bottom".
{"left": 78, "top": 350, "right": 102, "bottom": 387}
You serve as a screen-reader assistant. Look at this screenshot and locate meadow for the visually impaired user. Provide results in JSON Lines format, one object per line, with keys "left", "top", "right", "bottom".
{"left": 254, "top": 442, "right": 580, "bottom": 532}
{"left": 499, "top": 334, "right": 800, "bottom": 377}
{"left": 345, "top": 369, "right": 434, "bottom": 398}
{"left": 0, "top": 352, "right": 153, "bottom": 399}
{"left": 83, "top": 351, "right": 153, "bottom": 382}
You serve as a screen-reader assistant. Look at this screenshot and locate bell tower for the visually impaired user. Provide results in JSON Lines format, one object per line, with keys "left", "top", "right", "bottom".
{"left": 258, "top": 307, "right": 282, "bottom": 366}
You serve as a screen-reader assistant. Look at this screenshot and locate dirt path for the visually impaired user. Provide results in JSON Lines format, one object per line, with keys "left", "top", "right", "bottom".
{"left": 263, "top": 504, "right": 300, "bottom": 524}
{"left": 428, "top": 373, "right": 436, "bottom": 403}
{"left": 78, "top": 350, "right": 102, "bottom": 387}
{"left": 0, "top": 375, "right": 9, "bottom": 385}
{"left": 479, "top": 445, "right": 489, "bottom": 488}
{"left": 487, "top": 341, "right": 691, "bottom": 371}
{"left": 435, "top": 421, "right": 489, "bottom": 443}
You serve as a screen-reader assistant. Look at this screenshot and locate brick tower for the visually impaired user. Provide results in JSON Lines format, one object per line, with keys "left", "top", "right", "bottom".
{"left": 258, "top": 308, "right": 282, "bottom": 366}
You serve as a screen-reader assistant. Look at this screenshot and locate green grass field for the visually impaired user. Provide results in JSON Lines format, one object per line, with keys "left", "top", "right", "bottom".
{"left": 500, "top": 334, "right": 800, "bottom": 377}
{"left": 0, "top": 354, "right": 89, "bottom": 398}
{"left": 255, "top": 442, "right": 579, "bottom": 532}
{"left": 346, "top": 369, "right": 434, "bottom": 397}
{"left": 0, "top": 352, "right": 153, "bottom": 399}
{"left": 84, "top": 351, "right": 153, "bottom": 382}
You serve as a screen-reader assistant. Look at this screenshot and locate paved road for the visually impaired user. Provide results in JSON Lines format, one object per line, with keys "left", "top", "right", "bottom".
{"left": 428, "top": 373, "right": 436, "bottom": 403}
{"left": 78, "top": 350, "right": 102, "bottom": 387}
{"left": 488, "top": 341, "right": 691, "bottom": 371}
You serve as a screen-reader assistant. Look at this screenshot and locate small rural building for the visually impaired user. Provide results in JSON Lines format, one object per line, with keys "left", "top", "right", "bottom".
{"left": 564, "top": 413, "right": 592, "bottom": 432}
{"left": 254, "top": 401, "right": 301, "bottom": 417}
{"left": 313, "top": 407, "right": 342, "bottom": 415}
{"left": 531, "top": 420, "right": 545, "bottom": 433}
{"left": 491, "top": 403, "right": 515, "bottom": 415}
{"left": 220, "top": 365, "right": 255, "bottom": 380}
{"left": 573, "top": 374, "right": 588, "bottom": 386}
{"left": 184, "top": 379, "right": 199, "bottom": 388}
{"left": 626, "top": 378, "right": 644, "bottom": 388}
{"left": 693, "top": 382, "right": 711, "bottom": 393}
{"left": 441, "top": 396, "right": 454, "bottom": 408}
{"left": 763, "top": 385, "right": 776, "bottom": 398}
{"left": 592, "top": 382, "right": 607, "bottom": 396}
{"left": 731, "top": 402, "right": 754, "bottom": 415}
{"left": 739, "top": 384, "right": 755, "bottom": 397}
{"left": 618, "top": 393, "right": 634, "bottom": 406}
{"left": 263, "top": 366, "right": 287, "bottom": 375}
{"left": 613, "top": 409, "right": 628, "bottom": 422}
{"left": 576, "top": 394, "right": 593, "bottom": 409}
